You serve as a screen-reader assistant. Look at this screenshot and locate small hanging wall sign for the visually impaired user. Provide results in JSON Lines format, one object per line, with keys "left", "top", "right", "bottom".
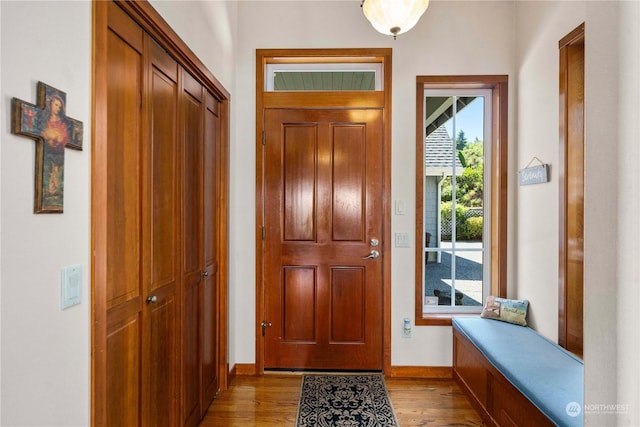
{"left": 11, "top": 82, "right": 83, "bottom": 213}
{"left": 519, "top": 157, "right": 549, "bottom": 186}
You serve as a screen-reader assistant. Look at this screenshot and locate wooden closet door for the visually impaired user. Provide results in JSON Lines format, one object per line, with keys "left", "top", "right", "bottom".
{"left": 181, "top": 69, "right": 204, "bottom": 427}
{"left": 95, "top": 2, "right": 230, "bottom": 425}
{"left": 142, "top": 40, "right": 180, "bottom": 427}
{"left": 103, "top": 4, "right": 181, "bottom": 425}
{"left": 201, "top": 92, "right": 220, "bottom": 411}
{"left": 104, "top": 4, "right": 144, "bottom": 425}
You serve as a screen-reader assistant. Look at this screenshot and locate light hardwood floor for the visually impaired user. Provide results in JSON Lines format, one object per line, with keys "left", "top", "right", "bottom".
{"left": 200, "top": 374, "right": 485, "bottom": 426}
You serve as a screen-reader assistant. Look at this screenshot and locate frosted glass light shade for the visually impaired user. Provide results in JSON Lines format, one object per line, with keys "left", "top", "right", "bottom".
{"left": 362, "top": 0, "right": 429, "bottom": 38}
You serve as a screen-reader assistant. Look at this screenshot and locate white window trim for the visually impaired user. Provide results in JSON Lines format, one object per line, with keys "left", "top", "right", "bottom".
{"left": 422, "top": 88, "right": 492, "bottom": 314}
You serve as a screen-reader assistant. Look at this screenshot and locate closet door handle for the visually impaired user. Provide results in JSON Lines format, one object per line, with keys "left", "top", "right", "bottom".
{"left": 201, "top": 271, "right": 209, "bottom": 277}
{"left": 146, "top": 295, "right": 157, "bottom": 304}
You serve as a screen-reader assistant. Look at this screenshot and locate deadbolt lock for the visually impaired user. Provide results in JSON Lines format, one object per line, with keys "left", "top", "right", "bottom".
{"left": 261, "top": 321, "right": 272, "bottom": 336}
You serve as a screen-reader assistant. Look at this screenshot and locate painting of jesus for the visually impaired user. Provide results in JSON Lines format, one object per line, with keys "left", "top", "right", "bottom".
{"left": 11, "top": 82, "right": 83, "bottom": 213}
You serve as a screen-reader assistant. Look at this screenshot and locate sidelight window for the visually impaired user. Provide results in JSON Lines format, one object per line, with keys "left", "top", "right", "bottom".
{"left": 420, "top": 89, "right": 491, "bottom": 314}
{"left": 415, "top": 76, "right": 508, "bottom": 323}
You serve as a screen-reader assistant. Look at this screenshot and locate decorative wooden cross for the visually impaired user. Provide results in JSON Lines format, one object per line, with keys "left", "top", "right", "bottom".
{"left": 11, "top": 82, "right": 83, "bottom": 213}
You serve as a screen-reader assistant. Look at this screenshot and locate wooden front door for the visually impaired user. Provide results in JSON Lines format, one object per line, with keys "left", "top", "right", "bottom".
{"left": 263, "top": 108, "right": 384, "bottom": 370}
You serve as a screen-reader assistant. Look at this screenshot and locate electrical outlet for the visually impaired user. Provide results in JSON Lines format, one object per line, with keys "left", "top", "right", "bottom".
{"left": 402, "top": 317, "right": 411, "bottom": 338}
{"left": 395, "top": 232, "right": 410, "bottom": 248}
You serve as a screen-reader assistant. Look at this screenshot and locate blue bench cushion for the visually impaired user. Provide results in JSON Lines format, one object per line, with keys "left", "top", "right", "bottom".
{"left": 452, "top": 317, "right": 583, "bottom": 427}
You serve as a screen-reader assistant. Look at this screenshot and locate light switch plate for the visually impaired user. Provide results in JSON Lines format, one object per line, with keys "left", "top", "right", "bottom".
{"left": 61, "top": 265, "right": 82, "bottom": 310}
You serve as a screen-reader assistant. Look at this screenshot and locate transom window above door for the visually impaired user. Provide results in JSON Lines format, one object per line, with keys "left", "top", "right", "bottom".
{"left": 265, "top": 62, "right": 383, "bottom": 91}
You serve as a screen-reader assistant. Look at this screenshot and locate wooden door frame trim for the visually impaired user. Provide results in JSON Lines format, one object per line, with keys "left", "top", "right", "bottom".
{"left": 558, "top": 22, "right": 585, "bottom": 351}
{"left": 115, "top": 1, "right": 230, "bottom": 102}
{"left": 91, "top": 1, "right": 230, "bottom": 425}
{"left": 255, "top": 48, "right": 393, "bottom": 374}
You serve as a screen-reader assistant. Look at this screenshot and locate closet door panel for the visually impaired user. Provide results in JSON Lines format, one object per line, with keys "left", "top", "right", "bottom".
{"left": 148, "top": 47, "right": 178, "bottom": 287}
{"left": 142, "top": 41, "right": 180, "bottom": 427}
{"left": 181, "top": 70, "right": 204, "bottom": 427}
{"left": 201, "top": 92, "right": 220, "bottom": 412}
{"left": 105, "top": 9, "right": 142, "bottom": 309}
{"left": 146, "top": 297, "right": 177, "bottom": 426}
{"left": 106, "top": 313, "right": 141, "bottom": 427}
{"left": 105, "top": 3, "right": 143, "bottom": 425}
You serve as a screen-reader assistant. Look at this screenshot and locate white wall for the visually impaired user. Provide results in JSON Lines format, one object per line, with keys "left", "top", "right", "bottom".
{"left": 233, "top": 0, "right": 516, "bottom": 367}
{"left": 583, "top": 2, "right": 639, "bottom": 425}
{"left": 1, "top": 1, "right": 637, "bottom": 425}
{"left": 614, "top": 2, "right": 640, "bottom": 423}
{"left": 1, "top": 3, "right": 3, "bottom": 420}
{"left": 0, "top": 1, "right": 91, "bottom": 426}
{"left": 515, "top": 0, "right": 585, "bottom": 342}
{"left": 516, "top": 1, "right": 640, "bottom": 424}
{"left": 149, "top": 0, "right": 238, "bottom": 93}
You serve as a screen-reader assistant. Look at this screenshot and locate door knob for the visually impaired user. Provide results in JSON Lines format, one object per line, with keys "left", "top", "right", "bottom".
{"left": 362, "top": 250, "right": 380, "bottom": 260}
{"left": 146, "top": 295, "right": 157, "bottom": 304}
{"left": 202, "top": 271, "right": 209, "bottom": 277}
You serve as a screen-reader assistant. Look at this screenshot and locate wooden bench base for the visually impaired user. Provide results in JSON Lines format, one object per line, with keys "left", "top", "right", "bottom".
{"left": 453, "top": 329, "right": 554, "bottom": 427}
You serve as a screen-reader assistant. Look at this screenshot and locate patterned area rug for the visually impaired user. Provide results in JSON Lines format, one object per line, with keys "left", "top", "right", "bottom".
{"left": 295, "top": 374, "right": 399, "bottom": 427}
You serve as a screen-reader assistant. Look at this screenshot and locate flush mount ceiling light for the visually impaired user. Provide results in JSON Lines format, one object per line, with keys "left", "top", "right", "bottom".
{"left": 361, "top": 0, "right": 430, "bottom": 39}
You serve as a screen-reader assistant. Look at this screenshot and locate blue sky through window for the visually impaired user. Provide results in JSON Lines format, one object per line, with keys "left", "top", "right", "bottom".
{"left": 444, "top": 97, "right": 484, "bottom": 143}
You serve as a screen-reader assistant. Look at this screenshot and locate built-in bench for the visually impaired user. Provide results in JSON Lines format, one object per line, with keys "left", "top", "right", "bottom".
{"left": 452, "top": 317, "right": 583, "bottom": 427}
